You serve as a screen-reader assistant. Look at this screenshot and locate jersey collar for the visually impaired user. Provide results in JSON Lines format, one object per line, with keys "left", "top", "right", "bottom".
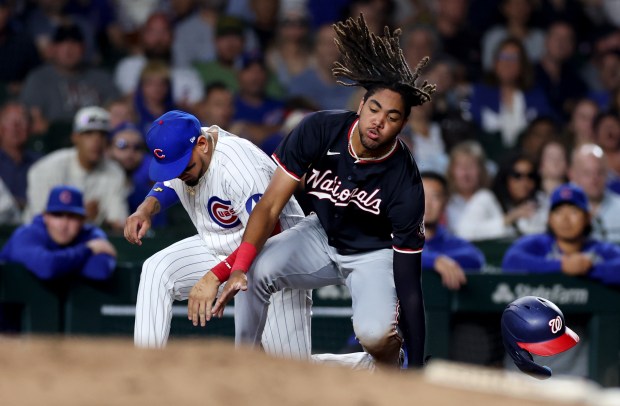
{"left": 347, "top": 119, "right": 400, "bottom": 164}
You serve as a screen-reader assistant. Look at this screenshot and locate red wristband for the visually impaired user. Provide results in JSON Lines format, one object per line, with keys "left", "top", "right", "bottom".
{"left": 232, "top": 242, "right": 258, "bottom": 273}
{"left": 211, "top": 250, "right": 238, "bottom": 282}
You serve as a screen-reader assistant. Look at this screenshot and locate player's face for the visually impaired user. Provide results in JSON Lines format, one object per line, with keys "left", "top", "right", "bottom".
{"left": 43, "top": 212, "right": 84, "bottom": 246}
{"left": 548, "top": 204, "right": 589, "bottom": 241}
{"left": 356, "top": 89, "right": 407, "bottom": 154}
{"left": 178, "top": 136, "right": 211, "bottom": 186}
{"left": 422, "top": 178, "right": 446, "bottom": 227}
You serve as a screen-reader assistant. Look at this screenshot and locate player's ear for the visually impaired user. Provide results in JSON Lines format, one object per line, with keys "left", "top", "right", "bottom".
{"left": 357, "top": 98, "right": 364, "bottom": 115}
{"left": 197, "top": 135, "right": 209, "bottom": 154}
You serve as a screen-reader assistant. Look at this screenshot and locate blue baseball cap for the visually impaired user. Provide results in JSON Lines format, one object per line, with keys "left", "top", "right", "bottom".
{"left": 502, "top": 296, "right": 579, "bottom": 357}
{"left": 45, "top": 185, "right": 85, "bottom": 216}
{"left": 146, "top": 110, "right": 201, "bottom": 181}
{"left": 550, "top": 184, "right": 589, "bottom": 212}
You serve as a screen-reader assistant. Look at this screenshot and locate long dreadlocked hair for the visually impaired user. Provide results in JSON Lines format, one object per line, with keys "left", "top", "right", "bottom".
{"left": 332, "top": 14, "right": 436, "bottom": 112}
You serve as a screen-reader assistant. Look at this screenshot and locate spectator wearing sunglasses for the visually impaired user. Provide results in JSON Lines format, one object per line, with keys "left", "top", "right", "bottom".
{"left": 0, "top": 185, "right": 116, "bottom": 280}
{"left": 24, "top": 107, "right": 129, "bottom": 231}
{"left": 492, "top": 152, "right": 548, "bottom": 237}
{"left": 108, "top": 123, "right": 166, "bottom": 228}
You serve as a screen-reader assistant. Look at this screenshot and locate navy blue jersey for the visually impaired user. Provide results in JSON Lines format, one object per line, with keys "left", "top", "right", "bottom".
{"left": 273, "top": 110, "right": 425, "bottom": 253}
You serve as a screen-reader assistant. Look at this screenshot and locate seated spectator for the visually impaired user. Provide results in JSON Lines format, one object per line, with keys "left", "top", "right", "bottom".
{"left": 0, "top": 185, "right": 116, "bottom": 280}
{"left": 229, "top": 52, "right": 285, "bottom": 148}
{"left": 265, "top": 8, "right": 313, "bottom": 91}
{"left": 515, "top": 116, "right": 557, "bottom": 160}
{"left": 481, "top": 0, "right": 545, "bottom": 71}
{"left": 446, "top": 141, "right": 511, "bottom": 241}
{"left": 469, "top": 37, "right": 553, "bottom": 156}
{"left": 194, "top": 82, "right": 235, "bottom": 129}
{"left": 502, "top": 183, "right": 620, "bottom": 285}
{"left": 569, "top": 144, "right": 620, "bottom": 243}
{"left": 399, "top": 100, "right": 448, "bottom": 174}
{"left": 587, "top": 50, "right": 620, "bottom": 111}
{"left": 533, "top": 21, "right": 587, "bottom": 120}
{"left": 592, "top": 111, "right": 620, "bottom": 183}
{"left": 0, "top": 176, "right": 19, "bottom": 225}
{"left": 491, "top": 152, "right": 548, "bottom": 236}
{"left": 565, "top": 98, "right": 598, "bottom": 148}
{"left": 24, "top": 106, "right": 128, "bottom": 231}
{"left": 19, "top": 24, "right": 119, "bottom": 126}
{"left": 113, "top": 12, "right": 204, "bottom": 111}
{"left": 134, "top": 60, "right": 176, "bottom": 135}
{"left": 422, "top": 172, "right": 485, "bottom": 291}
{"left": 537, "top": 138, "right": 569, "bottom": 197}
{"left": 287, "top": 24, "right": 358, "bottom": 110}
{"left": 0, "top": 102, "right": 41, "bottom": 211}
{"left": 0, "top": 1, "right": 40, "bottom": 98}
{"left": 106, "top": 98, "right": 136, "bottom": 130}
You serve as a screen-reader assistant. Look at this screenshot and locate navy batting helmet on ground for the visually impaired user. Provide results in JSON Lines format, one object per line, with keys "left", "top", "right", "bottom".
{"left": 501, "top": 296, "right": 579, "bottom": 379}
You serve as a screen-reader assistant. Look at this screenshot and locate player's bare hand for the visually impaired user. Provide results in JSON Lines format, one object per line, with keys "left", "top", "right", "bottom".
{"left": 434, "top": 255, "right": 467, "bottom": 291}
{"left": 124, "top": 210, "right": 151, "bottom": 246}
{"left": 561, "top": 253, "right": 593, "bottom": 276}
{"left": 86, "top": 239, "right": 117, "bottom": 257}
{"left": 212, "top": 270, "right": 247, "bottom": 316}
{"left": 188, "top": 272, "right": 221, "bottom": 327}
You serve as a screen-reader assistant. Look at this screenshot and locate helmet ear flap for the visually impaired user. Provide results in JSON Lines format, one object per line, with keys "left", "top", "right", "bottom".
{"left": 502, "top": 329, "right": 552, "bottom": 379}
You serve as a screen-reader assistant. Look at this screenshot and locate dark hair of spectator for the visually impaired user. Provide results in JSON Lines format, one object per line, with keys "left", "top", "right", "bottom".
{"left": 592, "top": 110, "right": 620, "bottom": 134}
{"left": 492, "top": 151, "right": 541, "bottom": 212}
{"left": 420, "top": 171, "right": 448, "bottom": 195}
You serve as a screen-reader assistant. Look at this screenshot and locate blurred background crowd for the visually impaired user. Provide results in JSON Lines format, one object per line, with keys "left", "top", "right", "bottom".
{"left": 1, "top": 0, "right": 620, "bottom": 246}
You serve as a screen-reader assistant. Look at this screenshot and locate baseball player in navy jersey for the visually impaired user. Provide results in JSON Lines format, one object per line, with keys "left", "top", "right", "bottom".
{"left": 124, "top": 110, "right": 316, "bottom": 359}
{"left": 193, "top": 15, "right": 436, "bottom": 368}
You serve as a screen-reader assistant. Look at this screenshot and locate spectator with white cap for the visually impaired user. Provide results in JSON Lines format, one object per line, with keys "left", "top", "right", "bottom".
{"left": 24, "top": 106, "right": 128, "bottom": 231}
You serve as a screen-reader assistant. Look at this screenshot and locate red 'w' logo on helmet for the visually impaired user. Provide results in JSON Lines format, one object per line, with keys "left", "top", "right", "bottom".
{"left": 153, "top": 149, "right": 165, "bottom": 159}
{"left": 549, "top": 316, "right": 562, "bottom": 334}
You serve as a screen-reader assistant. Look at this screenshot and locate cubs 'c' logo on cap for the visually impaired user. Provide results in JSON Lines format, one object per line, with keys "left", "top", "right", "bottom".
{"left": 560, "top": 188, "right": 572, "bottom": 199}
{"left": 153, "top": 149, "right": 166, "bottom": 159}
{"left": 59, "top": 190, "right": 72, "bottom": 204}
{"left": 207, "top": 196, "right": 240, "bottom": 229}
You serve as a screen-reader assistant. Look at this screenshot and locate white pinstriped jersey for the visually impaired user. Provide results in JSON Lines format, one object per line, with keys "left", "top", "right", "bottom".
{"left": 163, "top": 126, "right": 305, "bottom": 256}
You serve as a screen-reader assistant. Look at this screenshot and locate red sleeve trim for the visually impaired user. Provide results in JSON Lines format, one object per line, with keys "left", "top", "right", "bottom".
{"left": 393, "top": 246, "right": 423, "bottom": 254}
{"left": 271, "top": 153, "right": 301, "bottom": 181}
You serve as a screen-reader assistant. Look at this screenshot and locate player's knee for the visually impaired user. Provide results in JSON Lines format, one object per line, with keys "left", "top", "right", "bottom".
{"left": 353, "top": 320, "right": 394, "bottom": 350}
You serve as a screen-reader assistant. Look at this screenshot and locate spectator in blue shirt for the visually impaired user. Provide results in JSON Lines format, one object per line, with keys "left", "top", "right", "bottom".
{"left": 0, "top": 185, "right": 116, "bottom": 281}
{"left": 502, "top": 184, "right": 620, "bottom": 285}
{"left": 421, "top": 172, "right": 485, "bottom": 290}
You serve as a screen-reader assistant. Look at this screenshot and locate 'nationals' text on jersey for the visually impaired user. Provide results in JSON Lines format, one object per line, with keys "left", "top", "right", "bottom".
{"left": 273, "top": 110, "right": 425, "bottom": 253}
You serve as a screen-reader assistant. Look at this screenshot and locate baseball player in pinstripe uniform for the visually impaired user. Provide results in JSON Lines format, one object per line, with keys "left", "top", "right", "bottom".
{"left": 125, "top": 110, "right": 314, "bottom": 358}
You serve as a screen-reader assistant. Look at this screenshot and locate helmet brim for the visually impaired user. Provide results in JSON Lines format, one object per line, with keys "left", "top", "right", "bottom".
{"left": 517, "top": 326, "right": 580, "bottom": 357}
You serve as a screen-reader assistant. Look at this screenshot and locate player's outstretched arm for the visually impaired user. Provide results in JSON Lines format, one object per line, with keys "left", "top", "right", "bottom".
{"left": 124, "top": 196, "right": 160, "bottom": 246}
{"left": 212, "top": 168, "right": 299, "bottom": 314}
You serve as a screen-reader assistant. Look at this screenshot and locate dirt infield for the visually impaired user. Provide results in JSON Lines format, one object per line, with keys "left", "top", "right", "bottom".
{"left": 0, "top": 336, "right": 586, "bottom": 406}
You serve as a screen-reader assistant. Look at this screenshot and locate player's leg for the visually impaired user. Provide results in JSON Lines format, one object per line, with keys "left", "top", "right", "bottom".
{"left": 339, "top": 249, "right": 402, "bottom": 366}
{"left": 260, "top": 288, "right": 313, "bottom": 360}
{"left": 234, "top": 214, "right": 341, "bottom": 350}
{"left": 134, "top": 235, "right": 219, "bottom": 348}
